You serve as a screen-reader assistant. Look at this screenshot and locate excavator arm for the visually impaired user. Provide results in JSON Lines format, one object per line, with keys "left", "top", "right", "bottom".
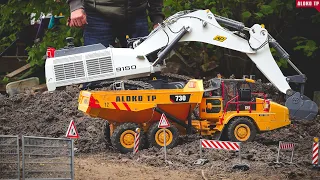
{"left": 133, "top": 10, "right": 290, "bottom": 93}
{"left": 131, "top": 9, "right": 318, "bottom": 120}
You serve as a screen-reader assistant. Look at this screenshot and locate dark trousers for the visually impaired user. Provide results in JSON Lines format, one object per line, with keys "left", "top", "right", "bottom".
{"left": 81, "top": 10, "right": 150, "bottom": 88}
{"left": 83, "top": 10, "right": 150, "bottom": 48}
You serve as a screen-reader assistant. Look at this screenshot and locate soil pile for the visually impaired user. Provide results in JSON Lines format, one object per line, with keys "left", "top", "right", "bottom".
{"left": 1, "top": 83, "right": 320, "bottom": 179}
{"left": 0, "top": 86, "right": 107, "bottom": 153}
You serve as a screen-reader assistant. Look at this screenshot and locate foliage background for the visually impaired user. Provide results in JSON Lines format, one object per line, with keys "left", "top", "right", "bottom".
{"left": 0, "top": 0, "right": 319, "bottom": 95}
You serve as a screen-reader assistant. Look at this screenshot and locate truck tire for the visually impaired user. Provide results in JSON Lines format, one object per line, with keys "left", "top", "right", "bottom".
{"left": 227, "top": 117, "right": 257, "bottom": 142}
{"left": 111, "top": 123, "right": 145, "bottom": 154}
{"left": 147, "top": 122, "right": 179, "bottom": 149}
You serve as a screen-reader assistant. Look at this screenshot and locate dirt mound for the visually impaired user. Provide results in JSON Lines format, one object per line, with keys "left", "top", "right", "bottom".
{"left": 0, "top": 86, "right": 107, "bottom": 153}
{"left": 1, "top": 84, "right": 320, "bottom": 179}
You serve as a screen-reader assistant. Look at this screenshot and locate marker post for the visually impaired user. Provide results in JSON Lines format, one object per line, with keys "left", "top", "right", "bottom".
{"left": 163, "top": 128, "right": 167, "bottom": 162}
{"left": 158, "top": 113, "right": 170, "bottom": 163}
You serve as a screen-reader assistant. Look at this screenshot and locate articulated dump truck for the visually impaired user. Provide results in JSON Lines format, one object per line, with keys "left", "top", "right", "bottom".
{"left": 78, "top": 78, "right": 291, "bottom": 153}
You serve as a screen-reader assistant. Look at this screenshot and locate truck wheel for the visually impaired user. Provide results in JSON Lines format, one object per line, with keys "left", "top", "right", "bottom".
{"left": 111, "top": 123, "right": 145, "bottom": 154}
{"left": 227, "top": 117, "right": 257, "bottom": 142}
{"left": 147, "top": 122, "right": 179, "bottom": 149}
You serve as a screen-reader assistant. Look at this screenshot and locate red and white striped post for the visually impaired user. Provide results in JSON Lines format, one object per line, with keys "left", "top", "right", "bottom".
{"left": 312, "top": 137, "right": 319, "bottom": 166}
{"left": 133, "top": 128, "right": 140, "bottom": 154}
{"left": 200, "top": 139, "right": 242, "bottom": 164}
{"left": 276, "top": 141, "right": 295, "bottom": 163}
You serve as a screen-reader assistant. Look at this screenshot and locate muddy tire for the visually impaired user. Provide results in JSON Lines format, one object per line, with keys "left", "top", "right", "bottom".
{"left": 227, "top": 117, "right": 257, "bottom": 142}
{"left": 111, "top": 123, "right": 145, "bottom": 154}
{"left": 147, "top": 122, "right": 179, "bottom": 149}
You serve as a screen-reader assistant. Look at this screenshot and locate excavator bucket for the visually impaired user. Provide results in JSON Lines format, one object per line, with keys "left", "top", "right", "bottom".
{"left": 285, "top": 92, "right": 318, "bottom": 120}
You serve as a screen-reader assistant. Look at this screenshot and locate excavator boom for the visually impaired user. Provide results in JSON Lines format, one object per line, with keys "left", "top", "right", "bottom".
{"left": 133, "top": 10, "right": 291, "bottom": 94}
{"left": 131, "top": 9, "right": 318, "bottom": 120}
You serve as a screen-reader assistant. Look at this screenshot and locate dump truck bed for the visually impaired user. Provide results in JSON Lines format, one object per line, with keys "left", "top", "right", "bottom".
{"left": 78, "top": 80, "right": 205, "bottom": 124}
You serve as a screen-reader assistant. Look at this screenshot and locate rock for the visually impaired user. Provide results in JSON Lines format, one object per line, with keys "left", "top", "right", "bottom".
{"left": 246, "top": 154, "right": 254, "bottom": 160}
{"left": 86, "top": 125, "right": 96, "bottom": 133}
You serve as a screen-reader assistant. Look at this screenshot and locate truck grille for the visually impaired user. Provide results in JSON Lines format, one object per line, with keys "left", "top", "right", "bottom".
{"left": 54, "top": 61, "right": 85, "bottom": 81}
{"left": 86, "top": 56, "right": 113, "bottom": 76}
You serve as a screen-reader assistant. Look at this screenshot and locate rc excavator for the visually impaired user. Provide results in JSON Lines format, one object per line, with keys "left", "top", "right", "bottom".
{"left": 45, "top": 9, "right": 318, "bottom": 153}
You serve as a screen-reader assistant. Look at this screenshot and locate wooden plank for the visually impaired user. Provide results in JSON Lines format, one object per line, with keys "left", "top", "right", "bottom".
{"left": 5, "top": 63, "right": 31, "bottom": 78}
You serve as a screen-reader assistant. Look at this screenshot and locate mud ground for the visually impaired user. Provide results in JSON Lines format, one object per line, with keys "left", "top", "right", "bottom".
{"left": 1, "top": 83, "right": 320, "bottom": 179}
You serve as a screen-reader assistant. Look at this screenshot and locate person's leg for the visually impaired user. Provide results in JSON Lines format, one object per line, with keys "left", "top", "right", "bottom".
{"left": 129, "top": 12, "right": 150, "bottom": 38}
{"left": 83, "top": 10, "right": 115, "bottom": 47}
{"left": 112, "top": 23, "right": 128, "bottom": 48}
{"left": 81, "top": 10, "right": 117, "bottom": 89}
{"left": 118, "top": 11, "right": 150, "bottom": 47}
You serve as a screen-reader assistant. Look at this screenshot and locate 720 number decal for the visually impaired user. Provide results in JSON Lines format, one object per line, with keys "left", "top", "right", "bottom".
{"left": 170, "top": 94, "right": 191, "bottom": 103}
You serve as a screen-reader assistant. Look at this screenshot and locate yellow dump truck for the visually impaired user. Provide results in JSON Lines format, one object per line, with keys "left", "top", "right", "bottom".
{"left": 78, "top": 78, "right": 290, "bottom": 153}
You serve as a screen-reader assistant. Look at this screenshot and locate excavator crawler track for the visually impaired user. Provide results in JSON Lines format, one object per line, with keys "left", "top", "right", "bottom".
{"left": 160, "top": 73, "right": 193, "bottom": 82}
{"left": 107, "top": 80, "right": 154, "bottom": 90}
{"left": 93, "top": 73, "right": 194, "bottom": 91}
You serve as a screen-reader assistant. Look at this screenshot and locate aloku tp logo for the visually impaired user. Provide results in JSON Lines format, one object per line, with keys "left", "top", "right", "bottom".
{"left": 296, "top": 0, "right": 320, "bottom": 12}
